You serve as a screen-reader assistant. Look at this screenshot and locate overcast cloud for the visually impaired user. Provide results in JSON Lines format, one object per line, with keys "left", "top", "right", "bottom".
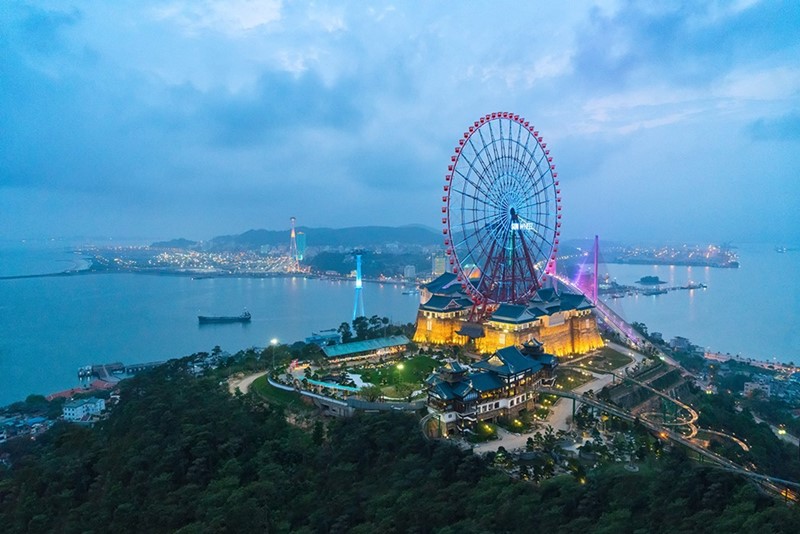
{"left": 1, "top": 0, "right": 799, "bottom": 244}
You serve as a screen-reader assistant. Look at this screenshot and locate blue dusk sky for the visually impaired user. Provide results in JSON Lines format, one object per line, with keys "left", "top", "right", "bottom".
{"left": 1, "top": 1, "right": 799, "bottom": 244}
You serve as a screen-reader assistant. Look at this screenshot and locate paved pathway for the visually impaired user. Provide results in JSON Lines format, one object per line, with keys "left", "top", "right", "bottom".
{"left": 472, "top": 345, "right": 641, "bottom": 454}
{"left": 228, "top": 371, "right": 269, "bottom": 395}
{"left": 752, "top": 413, "right": 800, "bottom": 446}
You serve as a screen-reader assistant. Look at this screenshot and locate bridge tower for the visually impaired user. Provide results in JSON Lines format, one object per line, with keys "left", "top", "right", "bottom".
{"left": 352, "top": 253, "right": 365, "bottom": 320}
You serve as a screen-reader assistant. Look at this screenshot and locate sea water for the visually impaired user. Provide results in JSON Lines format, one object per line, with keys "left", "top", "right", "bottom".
{"left": 1, "top": 242, "right": 798, "bottom": 406}
{"left": 0, "top": 244, "right": 420, "bottom": 406}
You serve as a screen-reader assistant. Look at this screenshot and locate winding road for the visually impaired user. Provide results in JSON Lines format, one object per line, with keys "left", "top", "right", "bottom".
{"left": 228, "top": 371, "right": 268, "bottom": 395}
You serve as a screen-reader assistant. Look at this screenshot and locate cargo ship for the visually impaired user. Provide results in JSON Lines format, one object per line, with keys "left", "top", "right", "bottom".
{"left": 198, "top": 310, "right": 251, "bottom": 324}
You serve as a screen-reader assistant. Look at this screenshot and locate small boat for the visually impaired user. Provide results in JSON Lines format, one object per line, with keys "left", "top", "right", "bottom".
{"left": 198, "top": 311, "right": 251, "bottom": 324}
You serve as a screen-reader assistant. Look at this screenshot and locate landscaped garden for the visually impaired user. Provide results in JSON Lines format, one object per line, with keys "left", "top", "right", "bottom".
{"left": 351, "top": 355, "right": 439, "bottom": 399}
{"left": 554, "top": 368, "right": 595, "bottom": 391}
{"left": 583, "top": 347, "right": 633, "bottom": 370}
{"left": 466, "top": 421, "right": 498, "bottom": 443}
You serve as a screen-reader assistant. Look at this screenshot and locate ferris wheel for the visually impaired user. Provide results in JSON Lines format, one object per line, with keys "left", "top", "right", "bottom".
{"left": 442, "top": 111, "right": 561, "bottom": 305}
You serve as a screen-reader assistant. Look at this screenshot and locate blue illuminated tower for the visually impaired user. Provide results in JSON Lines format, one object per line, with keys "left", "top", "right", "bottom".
{"left": 352, "top": 253, "right": 365, "bottom": 320}
{"left": 288, "top": 217, "right": 299, "bottom": 272}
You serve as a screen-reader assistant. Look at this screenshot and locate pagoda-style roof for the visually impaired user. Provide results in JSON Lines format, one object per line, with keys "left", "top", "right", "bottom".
{"left": 427, "top": 344, "right": 554, "bottom": 404}
{"left": 421, "top": 272, "right": 464, "bottom": 295}
{"left": 469, "top": 372, "right": 504, "bottom": 392}
{"left": 530, "top": 287, "right": 559, "bottom": 303}
{"left": 442, "top": 360, "right": 467, "bottom": 374}
{"left": 485, "top": 288, "right": 593, "bottom": 325}
{"left": 427, "top": 370, "right": 503, "bottom": 400}
{"left": 420, "top": 295, "right": 473, "bottom": 312}
{"left": 472, "top": 346, "right": 543, "bottom": 376}
{"left": 491, "top": 303, "right": 539, "bottom": 324}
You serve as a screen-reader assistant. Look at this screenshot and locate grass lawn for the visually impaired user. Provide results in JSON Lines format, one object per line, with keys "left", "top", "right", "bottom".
{"left": 356, "top": 355, "right": 438, "bottom": 388}
{"left": 584, "top": 347, "right": 633, "bottom": 371}
{"left": 554, "top": 368, "right": 595, "bottom": 391}
{"left": 249, "top": 375, "right": 312, "bottom": 411}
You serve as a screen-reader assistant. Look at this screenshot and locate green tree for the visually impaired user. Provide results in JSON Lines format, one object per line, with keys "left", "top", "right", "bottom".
{"left": 359, "top": 384, "right": 384, "bottom": 402}
{"left": 338, "top": 322, "right": 353, "bottom": 343}
{"left": 352, "top": 316, "right": 370, "bottom": 340}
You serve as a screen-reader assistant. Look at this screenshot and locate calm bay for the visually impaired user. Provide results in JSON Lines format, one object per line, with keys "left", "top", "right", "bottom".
{"left": 1, "top": 242, "right": 798, "bottom": 407}
{"left": 0, "top": 245, "right": 419, "bottom": 406}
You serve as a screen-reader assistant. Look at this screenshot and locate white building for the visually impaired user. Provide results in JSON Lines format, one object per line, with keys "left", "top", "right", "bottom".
{"left": 63, "top": 397, "right": 106, "bottom": 422}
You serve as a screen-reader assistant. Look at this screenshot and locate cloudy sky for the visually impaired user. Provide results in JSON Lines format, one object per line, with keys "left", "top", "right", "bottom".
{"left": 1, "top": 1, "right": 799, "bottom": 244}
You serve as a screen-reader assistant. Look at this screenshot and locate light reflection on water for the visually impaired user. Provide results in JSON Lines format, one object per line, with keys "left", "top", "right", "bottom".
{"left": 604, "top": 244, "right": 799, "bottom": 364}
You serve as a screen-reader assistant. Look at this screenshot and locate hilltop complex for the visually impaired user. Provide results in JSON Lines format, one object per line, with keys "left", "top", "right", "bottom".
{"left": 425, "top": 343, "right": 558, "bottom": 435}
{"left": 413, "top": 272, "right": 603, "bottom": 356}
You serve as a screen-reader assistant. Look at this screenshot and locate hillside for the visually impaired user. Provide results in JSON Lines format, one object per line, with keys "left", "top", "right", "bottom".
{"left": 152, "top": 225, "right": 442, "bottom": 251}
{"left": 1, "top": 360, "right": 798, "bottom": 533}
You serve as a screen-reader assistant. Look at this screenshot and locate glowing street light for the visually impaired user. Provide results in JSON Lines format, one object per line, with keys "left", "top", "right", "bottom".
{"left": 270, "top": 338, "right": 279, "bottom": 369}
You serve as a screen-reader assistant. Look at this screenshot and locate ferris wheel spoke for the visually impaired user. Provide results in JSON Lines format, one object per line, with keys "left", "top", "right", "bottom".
{"left": 451, "top": 187, "right": 503, "bottom": 214}
{"left": 498, "top": 120, "right": 509, "bottom": 175}
{"left": 475, "top": 128, "right": 500, "bottom": 181}
{"left": 486, "top": 121, "right": 505, "bottom": 181}
{"left": 462, "top": 141, "right": 507, "bottom": 209}
{"left": 513, "top": 151, "right": 539, "bottom": 194}
{"left": 467, "top": 145, "right": 505, "bottom": 209}
{"left": 460, "top": 155, "right": 504, "bottom": 208}
{"left": 456, "top": 211, "right": 500, "bottom": 232}
{"left": 452, "top": 169, "right": 504, "bottom": 209}
{"left": 512, "top": 123, "right": 525, "bottom": 172}
{"left": 514, "top": 138, "right": 541, "bottom": 181}
{"left": 517, "top": 195, "right": 551, "bottom": 214}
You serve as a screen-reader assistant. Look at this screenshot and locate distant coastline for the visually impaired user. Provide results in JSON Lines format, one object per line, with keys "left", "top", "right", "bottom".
{"left": 609, "top": 258, "right": 739, "bottom": 268}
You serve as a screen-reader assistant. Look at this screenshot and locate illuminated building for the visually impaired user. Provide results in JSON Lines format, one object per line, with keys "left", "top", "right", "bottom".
{"left": 321, "top": 335, "right": 410, "bottom": 367}
{"left": 413, "top": 273, "right": 604, "bottom": 356}
{"left": 431, "top": 254, "right": 446, "bottom": 276}
{"left": 426, "top": 344, "right": 557, "bottom": 435}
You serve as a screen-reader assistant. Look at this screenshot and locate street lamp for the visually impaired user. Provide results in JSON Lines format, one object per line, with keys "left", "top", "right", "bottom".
{"left": 270, "top": 338, "right": 279, "bottom": 369}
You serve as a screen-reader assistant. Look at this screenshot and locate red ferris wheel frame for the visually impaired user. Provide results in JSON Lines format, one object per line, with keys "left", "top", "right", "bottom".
{"left": 441, "top": 111, "right": 561, "bottom": 305}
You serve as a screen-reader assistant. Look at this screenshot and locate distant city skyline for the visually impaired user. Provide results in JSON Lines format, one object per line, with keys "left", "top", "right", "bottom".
{"left": 2, "top": 1, "right": 799, "bottom": 244}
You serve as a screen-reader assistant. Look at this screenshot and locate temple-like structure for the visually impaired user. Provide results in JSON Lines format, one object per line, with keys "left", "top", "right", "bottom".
{"left": 413, "top": 273, "right": 603, "bottom": 356}
{"left": 425, "top": 344, "right": 557, "bottom": 435}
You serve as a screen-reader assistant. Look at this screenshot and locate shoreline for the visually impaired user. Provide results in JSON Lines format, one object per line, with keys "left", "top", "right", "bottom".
{"left": 704, "top": 351, "right": 799, "bottom": 374}
{"left": 608, "top": 259, "right": 739, "bottom": 269}
{"left": 0, "top": 267, "right": 412, "bottom": 286}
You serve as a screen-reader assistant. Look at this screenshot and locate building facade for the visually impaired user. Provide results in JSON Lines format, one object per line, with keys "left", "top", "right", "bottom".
{"left": 63, "top": 397, "right": 106, "bottom": 422}
{"left": 426, "top": 345, "right": 557, "bottom": 435}
{"left": 413, "top": 273, "right": 604, "bottom": 356}
{"left": 321, "top": 335, "right": 410, "bottom": 367}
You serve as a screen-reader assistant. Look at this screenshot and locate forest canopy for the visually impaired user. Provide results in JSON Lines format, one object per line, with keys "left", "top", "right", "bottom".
{"left": 1, "top": 361, "right": 798, "bottom": 533}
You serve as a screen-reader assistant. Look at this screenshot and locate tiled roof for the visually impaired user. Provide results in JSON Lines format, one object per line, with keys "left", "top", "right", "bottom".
{"left": 491, "top": 303, "right": 538, "bottom": 324}
{"left": 420, "top": 295, "right": 472, "bottom": 312}
{"left": 322, "top": 335, "right": 410, "bottom": 358}
{"left": 421, "top": 273, "right": 464, "bottom": 295}
{"left": 468, "top": 372, "right": 504, "bottom": 392}
{"left": 472, "top": 346, "right": 542, "bottom": 376}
